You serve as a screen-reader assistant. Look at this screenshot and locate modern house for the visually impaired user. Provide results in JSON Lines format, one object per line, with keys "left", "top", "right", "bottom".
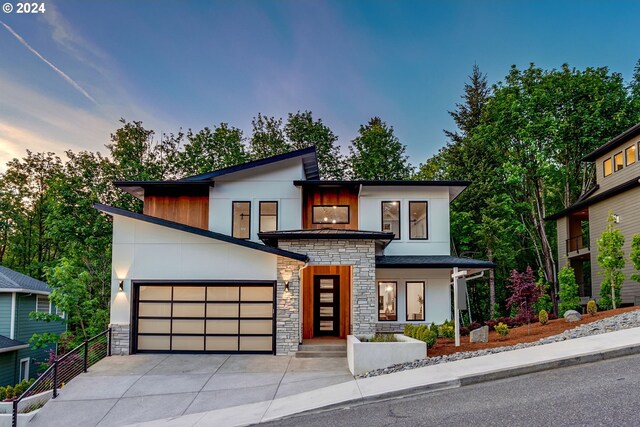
{"left": 97, "top": 147, "right": 494, "bottom": 356}
{"left": 0, "top": 266, "right": 65, "bottom": 386}
{"left": 547, "top": 123, "right": 640, "bottom": 304}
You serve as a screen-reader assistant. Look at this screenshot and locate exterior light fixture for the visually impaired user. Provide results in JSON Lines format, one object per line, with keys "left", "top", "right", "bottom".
{"left": 118, "top": 280, "right": 124, "bottom": 292}
{"left": 281, "top": 270, "right": 292, "bottom": 293}
{"left": 613, "top": 214, "right": 621, "bottom": 224}
{"left": 284, "top": 281, "right": 290, "bottom": 292}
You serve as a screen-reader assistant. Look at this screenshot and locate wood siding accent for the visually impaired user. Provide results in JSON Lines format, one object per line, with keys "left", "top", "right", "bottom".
{"left": 302, "top": 265, "right": 351, "bottom": 339}
{"left": 302, "top": 186, "right": 359, "bottom": 230}
{"left": 143, "top": 196, "right": 209, "bottom": 229}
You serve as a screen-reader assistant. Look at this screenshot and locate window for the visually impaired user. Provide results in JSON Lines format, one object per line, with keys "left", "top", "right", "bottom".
{"left": 603, "top": 158, "right": 613, "bottom": 177}
{"left": 378, "top": 281, "right": 397, "bottom": 321}
{"left": 312, "top": 205, "right": 349, "bottom": 224}
{"left": 409, "top": 201, "right": 428, "bottom": 240}
{"left": 406, "top": 282, "right": 425, "bottom": 321}
{"left": 381, "top": 201, "right": 401, "bottom": 239}
{"left": 259, "top": 201, "right": 278, "bottom": 232}
{"left": 232, "top": 202, "right": 251, "bottom": 239}
{"left": 55, "top": 305, "right": 65, "bottom": 319}
{"left": 19, "top": 358, "right": 29, "bottom": 382}
{"left": 613, "top": 152, "right": 624, "bottom": 172}
{"left": 36, "top": 295, "right": 50, "bottom": 313}
{"left": 626, "top": 145, "right": 637, "bottom": 166}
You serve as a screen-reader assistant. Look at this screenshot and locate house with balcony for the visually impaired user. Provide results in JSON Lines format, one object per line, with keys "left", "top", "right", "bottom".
{"left": 547, "top": 123, "right": 640, "bottom": 304}
{"left": 96, "top": 147, "right": 494, "bottom": 356}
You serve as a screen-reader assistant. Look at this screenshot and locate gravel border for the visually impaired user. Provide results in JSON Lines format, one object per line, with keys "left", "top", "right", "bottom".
{"left": 357, "top": 309, "right": 640, "bottom": 378}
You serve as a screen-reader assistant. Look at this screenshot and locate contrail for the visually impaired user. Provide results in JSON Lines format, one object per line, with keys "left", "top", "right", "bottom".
{"left": 0, "top": 20, "right": 96, "bottom": 104}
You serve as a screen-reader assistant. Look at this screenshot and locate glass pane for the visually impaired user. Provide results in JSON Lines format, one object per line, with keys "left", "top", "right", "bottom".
{"left": 233, "top": 202, "right": 251, "bottom": 239}
{"left": 239, "top": 336, "right": 271, "bottom": 351}
{"left": 406, "top": 282, "right": 425, "bottom": 321}
{"left": 603, "top": 158, "right": 613, "bottom": 176}
{"left": 173, "top": 303, "right": 205, "bottom": 317}
{"left": 626, "top": 145, "right": 636, "bottom": 166}
{"left": 319, "top": 307, "right": 333, "bottom": 317}
{"left": 378, "top": 282, "right": 397, "bottom": 321}
{"left": 207, "top": 303, "right": 239, "bottom": 318}
{"left": 319, "top": 293, "right": 333, "bottom": 303}
{"left": 138, "top": 303, "right": 171, "bottom": 317}
{"left": 319, "top": 321, "right": 333, "bottom": 331}
{"left": 138, "top": 319, "right": 170, "bottom": 334}
{"left": 312, "top": 206, "right": 349, "bottom": 224}
{"left": 241, "top": 287, "right": 273, "bottom": 301}
{"left": 139, "top": 286, "right": 172, "bottom": 300}
{"left": 173, "top": 319, "right": 205, "bottom": 334}
{"left": 240, "top": 303, "right": 272, "bottom": 318}
{"left": 206, "top": 336, "right": 238, "bottom": 351}
{"left": 207, "top": 286, "right": 239, "bottom": 301}
{"left": 259, "top": 202, "right": 278, "bottom": 232}
{"left": 409, "top": 202, "right": 428, "bottom": 239}
{"left": 319, "top": 279, "right": 334, "bottom": 289}
{"left": 382, "top": 201, "right": 400, "bottom": 239}
{"left": 138, "top": 335, "right": 170, "bottom": 351}
{"left": 614, "top": 152, "right": 624, "bottom": 171}
{"left": 173, "top": 286, "right": 206, "bottom": 301}
{"left": 240, "top": 320, "right": 272, "bottom": 334}
{"left": 172, "top": 336, "right": 204, "bottom": 351}
{"left": 206, "top": 319, "right": 238, "bottom": 334}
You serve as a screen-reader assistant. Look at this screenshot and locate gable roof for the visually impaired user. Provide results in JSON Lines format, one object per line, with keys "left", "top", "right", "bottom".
{"left": 93, "top": 203, "right": 309, "bottom": 262}
{"left": 180, "top": 146, "right": 319, "bottom": 182}
{"left": 0, "top": 335, "right": 28, "bottom": 353}
{"left": 0, "top": 265, "right": 50, "bottom": 294}
{"left": 582, "top": 123, "right": 640, "bottom": 162}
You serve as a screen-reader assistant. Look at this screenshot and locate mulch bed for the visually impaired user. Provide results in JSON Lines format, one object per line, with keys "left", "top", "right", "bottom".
{"left": 428, "top": 306, "right": 640, "bottom": 357}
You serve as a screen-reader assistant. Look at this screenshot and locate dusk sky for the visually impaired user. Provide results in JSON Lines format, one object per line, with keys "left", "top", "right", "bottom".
{"left": 1, "top": 0, "right": 639, "bottom": 171}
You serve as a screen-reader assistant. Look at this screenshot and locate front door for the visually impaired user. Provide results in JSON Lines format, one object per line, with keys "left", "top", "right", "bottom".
{"left": 313, "top": 275, "right": 340, "bottom": 336}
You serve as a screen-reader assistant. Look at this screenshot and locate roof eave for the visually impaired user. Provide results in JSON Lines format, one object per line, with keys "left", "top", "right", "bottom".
{"left": 0, "top": 344, "right": 29, "bottom": 353}
{"left": 0, "top": 288, "right": 50, "bottom": 295}
{"left": 581, "top": 123, "right": 640, "bottom": 162}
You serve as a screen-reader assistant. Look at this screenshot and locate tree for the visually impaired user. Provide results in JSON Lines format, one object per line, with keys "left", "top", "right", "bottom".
{"left": 505, "top": 266, "right": 543, "bottom": 323}
{"left": 558, "top": 265, "right": 580, "bottom": 315}
{"left": 630, "top": 234, "right": 640, "bottom": 283}
{"left": 444, "top": 64, "right": 490, "bottom": 145}
{"left": 597, "top": 212, "right": 626, "bottom": 309}
{"left": 249, "top": 113, "right": 289, "bottom": 159}
{"left": 178, "top": 123, "right": 248, "bottom": 176}
{"left": 348, "top": 117, "right": 412, "bottom": 180}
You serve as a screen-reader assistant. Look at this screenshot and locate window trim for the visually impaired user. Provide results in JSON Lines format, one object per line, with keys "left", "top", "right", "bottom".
{"left": 613, "top": 151, "right": 624, "bottom": 172}
{"left": 35, "top": 295, "right": 51, "bottom": 314}
{"left": 258, "top": 201, "right": 278, "bottom": 233}
{"left": 603, "top": 157, "right": 613, "bottom": 177}
{"left": 311, "top": 205, "right": 350, "bottom": 225}
{"left": 381, "top": 201, "right": 401, "bottom": 240}
{"left": 19, "top": 358, "right": 30, "bottom": 382}
{"left": 231, "top": 201, "right": 251, "bottom": 240}
{"left": 405, "top": 281, "right": 425, "bottom": 322}
{"left": 408, "top": 201, "right": 429, "bottom": 240}
{"left": 626, "top": 144, "right": 637, "bottom": 166}
{"left": 377, "top": 281, "right": 398, "bottom": 322}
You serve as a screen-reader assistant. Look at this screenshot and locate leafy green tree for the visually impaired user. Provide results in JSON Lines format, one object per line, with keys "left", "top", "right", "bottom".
{"left": 107, "top": 119, "right": 165, "bottom": 182}
{"left": 597, "top": 212, "right": 626, "bottom": 309}
{"left": 558, "top": 265, "right": 580, "bottom": 315}
{"left": 348, "top": 117, "right": 412, "bottom": 180}
{"left": 630, "top": 234, "right": 640, "bottom": 283}
{"left": 249, "top": 113, "right": 290, "bottom": 159}
{"left": 178, "top": 123, "right": 248, "bottom": 176}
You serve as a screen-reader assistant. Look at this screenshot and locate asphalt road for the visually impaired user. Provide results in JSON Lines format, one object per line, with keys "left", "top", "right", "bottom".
{"left": 262, "top": 353, "right": 640, "bottom": 427}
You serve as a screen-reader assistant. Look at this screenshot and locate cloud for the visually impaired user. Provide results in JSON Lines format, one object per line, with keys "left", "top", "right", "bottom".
{"left": 0, "top": 19, "right": 96, "bottom": 103}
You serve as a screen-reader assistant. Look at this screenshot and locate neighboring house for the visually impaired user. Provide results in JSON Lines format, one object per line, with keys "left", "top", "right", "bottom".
{"left": 547, "top": 123, "right": 640, "bottom": 304}
{"left": 97, "top": 147, "right": 494, "bottom": 356}
{"left": 0, "top": 266, "right": 65, "bottom": 386}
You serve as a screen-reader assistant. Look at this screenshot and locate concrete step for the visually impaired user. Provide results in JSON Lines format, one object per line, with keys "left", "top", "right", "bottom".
{"left": 298, "top": 344, "right": 346, "bottom": 352}
{"left": 295, "top": 350, "right": 347, "bottom": 358}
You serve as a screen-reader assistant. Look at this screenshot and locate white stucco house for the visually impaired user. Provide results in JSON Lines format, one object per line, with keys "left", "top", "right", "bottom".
{"left": 95, "top": 146, "right": 494, "bottom": 356}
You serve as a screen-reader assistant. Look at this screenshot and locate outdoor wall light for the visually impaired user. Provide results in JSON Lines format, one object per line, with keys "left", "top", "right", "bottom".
{"left": 281, "top": 270, "right": 292, "bottom": 293}
{"left": 613, "top": 214, "right": 621, "bottom": 224}
{"left": 284, "top": 281, "right": 290, "bottom": 293}
{"left": 118, "top": 280, "right": 124, "bottom": 292}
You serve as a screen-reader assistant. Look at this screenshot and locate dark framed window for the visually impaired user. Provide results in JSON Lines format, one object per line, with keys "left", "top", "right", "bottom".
{"left": 232, "top": 201, "right": 251, "bottom": 239}
{"left": 613, "top": 152, "right": 624, "bottom": 172}
{"left": 381, "top": 201, "right": 401, "bottom": 239}
{"left": 603, "top": 158, "right": 613, "bottom": 177}
{"left": 409, "top": 201, "right": 428, "bottom": 240}
{"left": 312, "top": 205, "right": 350, "bottom": 224}
{"left": 259, "top": 201, "right": 278, "bottom": 232}
{"left": 626, "top": 145, "right": 637, "bottom": 166}
{"left": 378, "top": 281, "right": 397, "bottom": 321}
{"left": 406, "top": 281, "right": 425, "bottom": 321}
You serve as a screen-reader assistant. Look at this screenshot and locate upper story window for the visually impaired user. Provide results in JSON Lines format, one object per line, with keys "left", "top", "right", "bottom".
{"left": 626, "top": 144, "right": 637, "bottom": 166}
{"left": 614, "top": 152, "right": 624, "bottom": 172}
{"left": 603, "top": 158, "right": 613, "bottom": 177}
{"left": 232, "top": 201, "right": 251, "bottom": 239}
{"left": 36, "top": 295, "right": 50, "bottom": 313}
{"left": 312, "top": 205, "right": 349, "bottom": 225}
{"left": 381, "top": 201, "right": 400, "bottom": 239}
{"left": 259, "top": 201, "right": 278, "bottom": 232}
{"left": 409, "top": 201, "right": 428, "bottom": 240}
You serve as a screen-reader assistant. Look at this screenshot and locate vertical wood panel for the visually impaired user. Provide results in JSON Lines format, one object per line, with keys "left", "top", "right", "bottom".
{"left": 302, "top": 265, "right": 351, "bottom": 339}
{"left": 302, "top": 186, "right": 359, "bottom": 230}
{"left": 143, "top": 196, "right": 209, "bottom": 229}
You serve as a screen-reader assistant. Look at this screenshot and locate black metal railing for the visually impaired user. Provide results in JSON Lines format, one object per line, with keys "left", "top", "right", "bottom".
{"left": 566, "top": 234, "right": 590, "bottom": 254}
{"left": 11, "top": 329, "right": 111, "bottom": 427}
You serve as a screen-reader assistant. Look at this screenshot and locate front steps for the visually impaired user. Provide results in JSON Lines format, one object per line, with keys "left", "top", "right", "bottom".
{"left": 295, "top": 343, "right": 347, "bottom": 358}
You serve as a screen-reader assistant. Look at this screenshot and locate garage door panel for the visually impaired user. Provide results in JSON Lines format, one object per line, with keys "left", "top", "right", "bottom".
{"left": 240, "top": 303, "right": 272, "bottom": 318}
{"left": 208, "top": 286, "right": 239, "bottom": 301}
{"left": 206, "top": 320, "right": 238, "bottom": 334}
{"left": 173, "top": 286, "right": 206, "bottom": 300}
{"left": 172, "top": 335, "right": 205, "bottom": 351}
{"left": 139, "top": 286, "right": 172, "bottom": 300}
{"left": 206, "top": 303, "right": 238, "bottom": 318}
{"left": 240, "top": 320, "right": 272, "bottom": 334}
{"left": 173, "top": 303, "right": 205, "bottom": 317}
{"left": 139, "top": 302, "right": 172, "bottom": 317}
{"left": 206, "top": 336, "right": 239, "bottom": 351}
{"left": 138, "top": 335, "right": 170, "bottom": 351}
{"left": 240, "top": 336, "right": 272, "bottom": 351}
{"left": 138, "top": 319, "right": 171, "bottom": 334}
{"left": 241, "top": 287, "right": 273, "bottom": 301}
{"left": 173, "top": 319, "right": 205, "bottom": 334}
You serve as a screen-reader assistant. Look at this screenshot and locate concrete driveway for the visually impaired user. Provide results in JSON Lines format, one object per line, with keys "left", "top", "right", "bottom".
{"left": 28, "top": 354, "right": 352, "bottom": 427}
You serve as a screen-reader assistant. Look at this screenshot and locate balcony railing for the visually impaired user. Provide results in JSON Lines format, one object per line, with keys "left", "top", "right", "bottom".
{"left": 566, "top": 234, "right": 590, "bottom": 255}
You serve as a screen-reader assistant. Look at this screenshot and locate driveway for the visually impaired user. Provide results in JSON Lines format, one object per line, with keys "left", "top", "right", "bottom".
{"left": 28, "top": 354, "right": 352, "bottom": 427}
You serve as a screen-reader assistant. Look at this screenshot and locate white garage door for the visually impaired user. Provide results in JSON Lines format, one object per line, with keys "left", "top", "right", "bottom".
{"left": 134, "top": 282, "right": 275, "bottom": 354}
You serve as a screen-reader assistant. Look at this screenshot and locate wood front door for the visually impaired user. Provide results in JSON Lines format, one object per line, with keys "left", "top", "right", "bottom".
{"left": 313, "top": 275, "right": 340, "bottom": 336}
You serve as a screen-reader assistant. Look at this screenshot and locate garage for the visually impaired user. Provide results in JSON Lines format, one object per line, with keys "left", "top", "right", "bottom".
{"left": 133, "top": 282, "right": 275, "bottom": 354}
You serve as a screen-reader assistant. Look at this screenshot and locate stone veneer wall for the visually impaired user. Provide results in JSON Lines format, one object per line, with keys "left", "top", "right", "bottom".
{"left": 278, "top": 239, "right": 377, "bottom": 337}
{"left": 375, "top": 323, "right": 406, "bottom": 334}
{"left": 276, "top": 256, "right": 305, "bottom": 355}
{"left": 109, "top": 323, "right": 130, "bottom": 355}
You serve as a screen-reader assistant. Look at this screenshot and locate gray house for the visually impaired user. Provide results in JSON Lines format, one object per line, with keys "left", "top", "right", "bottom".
{"left": 0, "top": 266, "right": 65, "bottom": 386}
{"left": 547, "top": 123, "right": 640, "bottom": 304}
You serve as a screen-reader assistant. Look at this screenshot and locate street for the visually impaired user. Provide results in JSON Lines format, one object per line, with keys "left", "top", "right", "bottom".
{"left": 262, "top": 353, "right": 640, "bottom": 426}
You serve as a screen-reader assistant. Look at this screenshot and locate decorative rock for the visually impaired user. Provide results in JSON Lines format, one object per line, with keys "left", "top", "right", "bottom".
{"left": 564, "top": 310, "right": 582, "bottom": 322}
{"left": 470, "top": 325, "right": 489, "bottom": 343}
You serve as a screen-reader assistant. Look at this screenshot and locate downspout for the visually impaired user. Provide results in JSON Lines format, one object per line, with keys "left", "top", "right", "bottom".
{"left": 298, "top": 264, "right": 309, "bottom": 344}
{"left": 10, "top": 292, "right": 16, "bottom": 339}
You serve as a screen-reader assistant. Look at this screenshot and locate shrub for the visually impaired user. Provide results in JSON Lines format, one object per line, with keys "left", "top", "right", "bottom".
{"left": 494, "top": 322, "right": 509, "bottom": 336}
{"left": 538, "top": 309, "right": 549, "bottom": 325}
{"left": 485, "top": 320, "right": 497, "bottom": 329}
{"left": 429, "top": 322, "right": 439, "bottom": 336}
{"left": 360, "top": 334, "right": 397, "bottom": 342}
{"left": 587, "top": 300, "right": 597, "bottom": 316}
{"left": 506, "top": 266, "right": 543, "bottom": 323}
{"left": 548, "top": 312, "right": 558, "bottom": 320}
{"left": 558, "top": 265, "right": 581, "bottom": 316}
{"left": 438, "top": 324, "right": 455, "bottom": 339}
{"left": 459, "top": 327, "right": 470, "bottom": 336}
{"left": 0, "top": 386, "right": 6, "bottom": 401}
{"left": 468, "top": 322, "right": 482, "bottom": 332}
{"left": 5, "top": 385, "right": 14, "bottom": 399}
{"left": 419, "top": 329, "right": 437, "bottom": 348}
{"left": 404, "top": 323, "right": 414, "bottom": 337}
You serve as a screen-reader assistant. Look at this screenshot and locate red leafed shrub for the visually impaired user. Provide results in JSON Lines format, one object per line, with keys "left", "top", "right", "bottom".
{"left": 468, "top": 322, "right": 482, "bottom": 332}
{"left": 485, "top": 320, "right": 497, "bottom": 329}
{"left": 506, "top": 267, "right": 544, "bottom": 324}
{"left": 548, "top": 313, "right": 558, "bottom": 320}
{"left": 460, "top": 327, "right": 470, "bottom": 336}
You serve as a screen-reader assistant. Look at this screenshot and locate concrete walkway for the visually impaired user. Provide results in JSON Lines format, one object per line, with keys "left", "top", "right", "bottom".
{"left": 27, "top": 355, "right": 352, "bottom": 427}
{"left": 123, "top": 326, "right": 640, "bottom": 427}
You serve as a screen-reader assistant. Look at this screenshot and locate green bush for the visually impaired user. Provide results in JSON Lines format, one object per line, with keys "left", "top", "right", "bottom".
{"left": 429, "top": 322, "right": 439, "bottom": 336}
{"left": 4, "top": 385, "right": 14, "bottom": 399}
{"left": 404, "top": 323, "right": 414, "bottom": 337}
{"left": 360, "top": 334, "right": 398, "bottom": 343}
{"left": 438, "top": 324, "right": 455, "bottom": 339}
{"left": 0, "top": 379, "right": 35, "bottom": 401}
{"left": 404, "top": 323, "right": 437, "bottom": 348}
{"left": 558, "top": 266, "right": 581, "bottom": 316}
{"left": 538, "top": 309, "right": 548, "bottom": 325}
{"left": 0, "top": 386, "right": 5, "bottom": 401}
{"left": 494, "top": 322, "right": 509, "bottom": 336}
{"left": 587, "top": 300, "right": 597, "bottom": 316}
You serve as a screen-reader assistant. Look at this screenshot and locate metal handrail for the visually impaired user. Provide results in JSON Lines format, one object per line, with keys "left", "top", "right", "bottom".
{"left": 565, "top": 234, "right": 590, "bottom": 254}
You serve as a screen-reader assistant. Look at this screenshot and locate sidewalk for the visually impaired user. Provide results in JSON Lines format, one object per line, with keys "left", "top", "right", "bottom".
{"left": 126, "top": 327, "right": 640, "bottom": 427}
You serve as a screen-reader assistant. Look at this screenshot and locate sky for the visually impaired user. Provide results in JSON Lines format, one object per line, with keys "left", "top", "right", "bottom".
{"left": 1, "top": 0, "right": 640, "bottom": 171}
